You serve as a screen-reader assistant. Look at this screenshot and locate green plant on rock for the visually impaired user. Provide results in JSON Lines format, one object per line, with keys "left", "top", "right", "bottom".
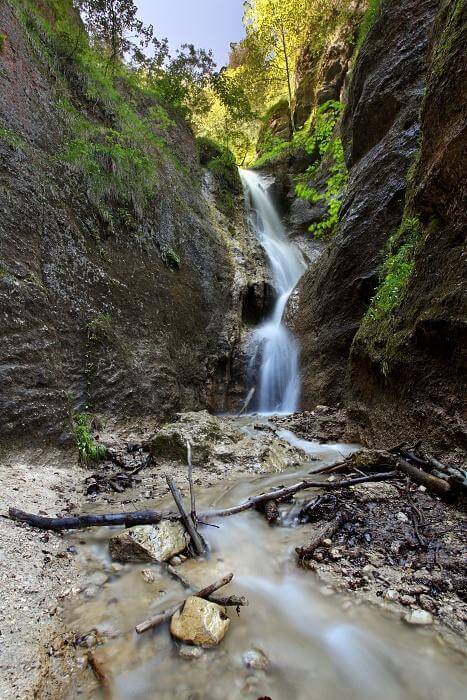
{"left": 356, "top": 0, "right": 382, "bottom": 53}
{"left": 73, "top": 412, "right": 107, "bottom": 465}
{"left": 294, "top": 101, "right": 347, "bottom": 237}
{"left": 163, "top": 248, "right": 181, "bottom": 271}
{"left": 0, "top": 33, "right": 6, "bottom": 53}
{"left": 0, "top": 125, "right": 25, "bottom": 149}
{"left": 366, "top": 217, "right": 422, "bottom": 322}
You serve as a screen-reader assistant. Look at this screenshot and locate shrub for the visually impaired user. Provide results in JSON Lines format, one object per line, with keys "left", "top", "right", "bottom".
{"left": 73, "top": 412, "right": 107, "bottom": 465}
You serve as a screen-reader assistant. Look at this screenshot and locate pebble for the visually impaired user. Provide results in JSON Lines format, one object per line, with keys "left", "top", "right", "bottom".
{"left": 178, "top": 644, "right": 203, "bottom": 659}
{"left": 170, "top": 556, "right": 182, "bottom": 566}
{"left": 242, "top": 647, "right": 270, "bottom": 670}
{"left": 384, "top": 589, "right": 399, "bottom": 602}
{"left": 329, "top": 548, "right": 341, "bottom": 560}
{"left": 396, "top": 512, "right": 409, "bottom": 523}
{"left": 141, "top": 569, "right": 155, "bottom": 583}
{"left": 404, "top": 609, "right": 433, "bottom": 626}
{"left": 322, "top": 538, "right": 332, "bottom": 547}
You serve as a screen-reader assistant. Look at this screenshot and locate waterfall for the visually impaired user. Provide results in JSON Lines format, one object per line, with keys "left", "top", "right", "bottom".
{"left": 239, "top": 168, "right": 307, "bottom": 415}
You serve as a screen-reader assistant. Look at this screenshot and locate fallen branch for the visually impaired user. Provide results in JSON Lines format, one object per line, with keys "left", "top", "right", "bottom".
{"left": 200, "top": 471, "right": 398, "bottom": 519}
{"left": 88, "top": 651, "right": 112, "bottom": 699}
{"left": 256, "top": 499, "right": 280, "bottom": 523}
{"left": 186, "top": 441, "right": 197, "bottom": 521}
{"left": 296, "top": 512, "right": 345, "bottom": 562}
{"left": 166, "top": 475, "right": 205, "bottom": 556}
{"left": 208, "top": 594, "right": 248, "bottom": 607}
{"left": 236, "top": 386, "right": 255, "bottom": 417}
{"left": 397, "top": 459, "right": 452, "bottom": 498}
{"left": 135, "top": 572, "right": 233, "bottom": 634}
{"left": 8, "top": 507, "right": 165, "bottom": 531}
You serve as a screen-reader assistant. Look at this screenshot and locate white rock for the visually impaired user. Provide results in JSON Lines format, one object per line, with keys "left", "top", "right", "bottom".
{"left": 170, "top": 596, "right": 230, "bottom": 647}
{"left": 384, "top": 589, "right": 399, "bottom": 602}
{"left": 178, "top": 644, "right": 203, "bottom": 659}
{"left": 242, "top": 648, "right": 270, "bottom": 670}
{"left": 403, "top": 609, "right": 433, "bottom": 626}
{"left": 141, "top": 569, "right": 155, "bottom": 583}
{"left": 396, "top": 512, "right": 410, "bottom": 523}
{"left": 109, "top": 521, "right": 189, "bottom": 563}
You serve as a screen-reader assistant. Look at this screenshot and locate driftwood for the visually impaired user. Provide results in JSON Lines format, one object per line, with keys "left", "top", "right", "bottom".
{"left": 135, "top": 572, "right": 233, "bottom": 634}
{"left": 397, "top": 459, "right": 452, "bottom": 498}
{"left": 186, "top": 441, "right": 197, "bottom": 521}
{"left": 8, "top": 471, "right": 398, "bottom": 532}
{"left": 209, "top": 594, "right": 248, "bottom": 607}
{"left": 296, "top": 513, "right": 345, "bottom": 562}
{"left": 88, "top": 651, "right": 112, "bottom": 699}
{"left": 8, "top": 507, "right": 165, "bottom": 531}
{"left": 166, "top": 475, "right": 205, "bottom": 556}
{"left": 200, "top": 471, "right": 398, "bottom": 519}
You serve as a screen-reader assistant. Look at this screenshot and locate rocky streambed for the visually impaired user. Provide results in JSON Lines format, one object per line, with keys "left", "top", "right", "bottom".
{"left": 4, "top": 410, "right": 465, "bottom": 699}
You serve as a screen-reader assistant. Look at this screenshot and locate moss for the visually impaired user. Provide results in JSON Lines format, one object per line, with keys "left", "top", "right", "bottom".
{"left": 431, "top": 0, "right": 464, "bottom": 79}
{"left": 355, "top": 0, "right": 382, "bottom": 52}
{"left": 0, "top": 125, "right": 25, "bottom": 149}
{"left": 0, "top": 33, "right": 6, "bottom": 53}
{"left": 163, "top": 248, "right": 181, "bottom": 271}
{"left": 196, "top": 137, "right": 241, "bottom": 218}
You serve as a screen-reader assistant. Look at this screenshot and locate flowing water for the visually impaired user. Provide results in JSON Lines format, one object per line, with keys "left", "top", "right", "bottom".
{"left": 64, "top": 420, "right": 466, "bottom": 700}
{"left": 239, "top": 169, "right": 307, "bottom": 414}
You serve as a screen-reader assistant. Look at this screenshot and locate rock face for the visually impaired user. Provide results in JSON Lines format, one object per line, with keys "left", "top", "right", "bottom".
{"left": 292, "top": 0, "right": 465, "bottom": 450}
{"left": 170, "top": 596, "right": 230, "bottom": 647}
{"left": 150, "top": 410, "right": 307, "bottom": 473}
{"left": 0, "top": 0, "right": 268, "bottom": 439}
{"left": 108, "top": 522, "right": 189, "bottom": 563}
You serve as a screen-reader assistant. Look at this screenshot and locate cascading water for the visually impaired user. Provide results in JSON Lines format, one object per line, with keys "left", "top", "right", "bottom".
{"left": 239, "top": 168, "right": 307, "bottom": 414}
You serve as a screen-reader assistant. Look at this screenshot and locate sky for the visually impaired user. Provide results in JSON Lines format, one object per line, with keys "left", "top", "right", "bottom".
{"left": 136, "top": 0, "right": 246, "bottom": 68}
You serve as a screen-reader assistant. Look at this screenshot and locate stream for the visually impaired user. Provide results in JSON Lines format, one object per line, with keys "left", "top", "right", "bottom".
{"left": 63, "top": 172, "right": 465, "bottom": 698}
{"left": 65, "top": 421, "right": 466, "bottom": 700}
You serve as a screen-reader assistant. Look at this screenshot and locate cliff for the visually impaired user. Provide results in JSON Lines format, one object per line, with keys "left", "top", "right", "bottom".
{"left": 293, "top": 0, "right": 466, "bottom": 452}
{"left": 0, "top": 0, "right": 266, "bottom": 440}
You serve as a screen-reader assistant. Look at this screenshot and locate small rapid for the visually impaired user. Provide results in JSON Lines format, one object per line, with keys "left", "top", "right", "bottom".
{"left": 239, "top": 169, "right": 307, "bottom": 414}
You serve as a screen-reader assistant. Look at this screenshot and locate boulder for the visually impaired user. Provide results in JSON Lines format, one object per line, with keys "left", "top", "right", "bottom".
{"left": 170, "top": 596, "right": 230, "bottom": 647}
{"left": 109, "top": 522, "right": 189, "bottom": 563}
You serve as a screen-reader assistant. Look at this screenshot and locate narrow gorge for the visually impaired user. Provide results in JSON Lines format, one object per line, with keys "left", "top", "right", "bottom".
{"left": 0, "top": 1, "right": 465, "bottom": 698}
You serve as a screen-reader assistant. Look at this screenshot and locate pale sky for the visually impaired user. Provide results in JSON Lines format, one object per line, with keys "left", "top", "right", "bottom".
{"left": 136, "top": 0, "right": 246, "bottom": 68}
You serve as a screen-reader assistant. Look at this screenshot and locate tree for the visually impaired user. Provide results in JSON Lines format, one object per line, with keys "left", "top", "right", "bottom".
{"left": 76, "top": 0, "right": 153, "bottom": 68}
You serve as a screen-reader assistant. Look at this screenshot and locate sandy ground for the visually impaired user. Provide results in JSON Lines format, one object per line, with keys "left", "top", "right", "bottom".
{"left": 0, "top": 445, "right": 85, "bottom": 699}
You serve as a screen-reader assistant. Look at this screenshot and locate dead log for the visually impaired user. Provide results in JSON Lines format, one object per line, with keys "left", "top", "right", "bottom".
{"left": 397, "top": 459, "right": 452, "bottom": 498}
{"left": 200, "top": 471, "right": 398, "bottom": 519}
{"left": 8, "top": 507, "right": 165, "bottom": 531}
{"left": 296, "top": 513, "right": 345, "bottom": 562}
{"left": 166, "top": 475, "right": 205, "bottom": 556}
{"left": 88, "top": 651, "right": 112, "bottom": 699}
{"left": 135, "top": 572, "right": 233, "bottom": 634}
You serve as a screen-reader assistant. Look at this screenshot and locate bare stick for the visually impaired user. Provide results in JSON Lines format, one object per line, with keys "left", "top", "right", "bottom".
{"left": 209, "top": 594, "right": 248, "bottom": 607}
{"left": 186, "top": 440, "right": 196, "bottom": 520}
{"left": 167, "top": 564, "right": 192, "bottom": 589}
{"left": 135, "top": 572, "right": 233, "bottom": 634}
{"left": 88, "top": 652, "right": 112, "bottom": 699}
{"left": 166, "top": 475, "right": 205, "bottom": 556}
{"left": 200, "top": 471, "right": 398, "bottom": 519}
{"left": 296, "top": 513, "right": 345, "bottom": 562}
{"left": 8, "top": 507, "right": 165, "bottom": 531}
{"left": 397, "top": 459, "right": 452, "bottom": 498}
{"left": 236, "top": 387, "right": 255, "bottom": 417}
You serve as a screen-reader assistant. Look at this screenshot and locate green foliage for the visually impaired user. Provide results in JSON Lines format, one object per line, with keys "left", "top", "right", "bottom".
{"left": 366, "top": 218, "right": 422, "bottom": 322}
{"left": 356, "top": 0, "right": 382, "bottom": 52}
{"left": 72, "top": 412, "right": 107, "bottom": 464}
{"left": 162, "top": 248, "right": 181, "bottom": 271}
{"left": 0, "top": 125, "right": 25, "bottom": 149}
{"left": 0, "top": 33, "right": 6, "bottom": 53}
{"left": 294, "top": 101, "right": 347, "bottom": 237}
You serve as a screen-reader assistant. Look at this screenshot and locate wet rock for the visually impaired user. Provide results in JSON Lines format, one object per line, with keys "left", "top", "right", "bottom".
{"left": 170, "top": 596, "right": 230, "bottom": 647}
{"left": 86, "top": 571, "right": 108, "bottom": 587}
{"left": 396, "top": 512, "right": 410, "bottom": 523}
{"left": 403, "top": 609, "right": 434, "bottom": 626}
{"left": 384, "top": 589, "right": 399, "bottom": 602}
{"left": 141, "top": 569, "right": 155, "bottom": 583}
{"left": 242, "top": 648, "right": 270, "bottom": 670}
{"left": 150, "top": 411, "right": 304, "bottom": 474}
{"left": 109, "top": 522, "right": 189, "bottom": 563}
{"left": 178, "top": 644, "right": 204, "bottom": 660}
